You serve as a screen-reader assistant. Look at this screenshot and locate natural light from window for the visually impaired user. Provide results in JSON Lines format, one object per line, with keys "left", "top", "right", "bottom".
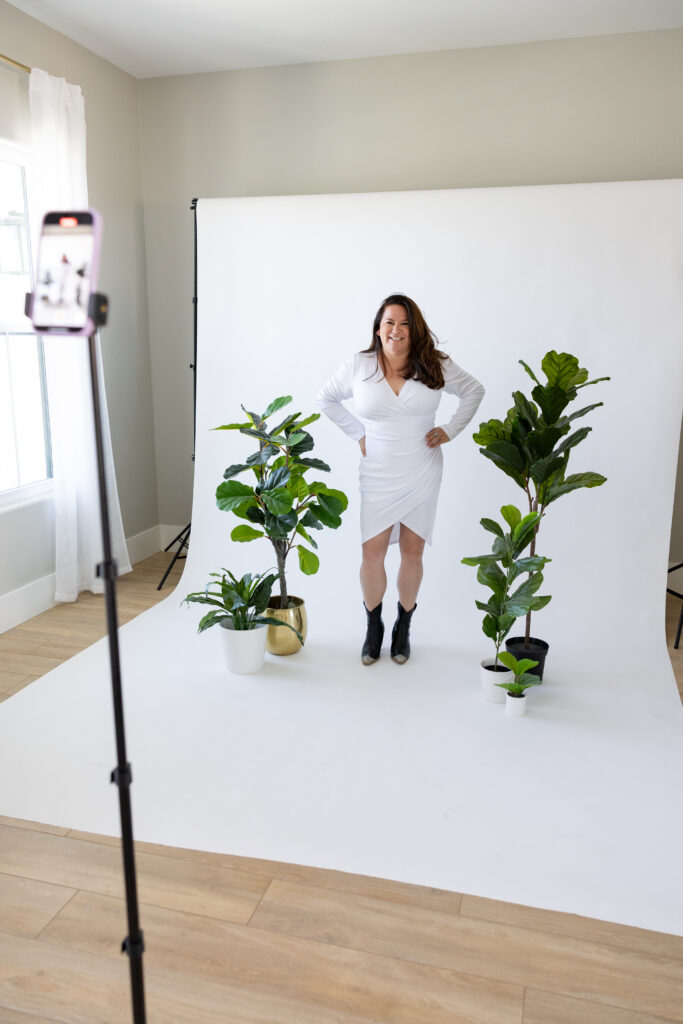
{"left": 0, "top": 153, "right": 51, "bottom": 495}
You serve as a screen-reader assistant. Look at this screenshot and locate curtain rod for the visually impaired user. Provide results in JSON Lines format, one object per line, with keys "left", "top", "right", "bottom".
{"left": 0, "top": 52, "right": 30, "bottom": 74}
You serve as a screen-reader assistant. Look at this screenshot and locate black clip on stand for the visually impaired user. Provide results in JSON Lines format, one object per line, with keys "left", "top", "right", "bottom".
{"left": 28, "top": 291, "right": 148, "bottom": 1023}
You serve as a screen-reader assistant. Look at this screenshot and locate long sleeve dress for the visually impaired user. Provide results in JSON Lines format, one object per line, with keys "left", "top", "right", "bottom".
{"left": 316, "top": 351, "right": 485, "bottom": 545}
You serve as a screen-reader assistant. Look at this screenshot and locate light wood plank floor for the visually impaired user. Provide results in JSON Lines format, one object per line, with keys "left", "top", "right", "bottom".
{"left": 1, "top": 552, "right": 682, "bottom": 1023}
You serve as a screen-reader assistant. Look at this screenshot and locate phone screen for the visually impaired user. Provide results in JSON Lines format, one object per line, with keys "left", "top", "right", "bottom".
{"left": 33, "top": 212, "right": 95, "bottom": 330}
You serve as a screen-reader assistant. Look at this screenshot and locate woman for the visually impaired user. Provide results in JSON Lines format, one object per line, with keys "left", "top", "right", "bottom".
{"left": 316, "top": 294, "right": 485, "bottom": 665}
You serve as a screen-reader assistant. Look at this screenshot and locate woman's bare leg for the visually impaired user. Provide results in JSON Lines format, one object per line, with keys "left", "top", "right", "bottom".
{"left": 397, "top": 524, "right": 426, "bottom": 610}
{"left": 360, "top": 526, "right": 393, "bottom": 609}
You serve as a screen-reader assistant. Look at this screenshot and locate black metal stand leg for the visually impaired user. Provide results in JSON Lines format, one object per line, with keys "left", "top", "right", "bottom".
{"left": 157, "top": 523, "right": 190, "bottom": 590}
{"left": 88, "top": 332, "right": 147, "bottom": 1024}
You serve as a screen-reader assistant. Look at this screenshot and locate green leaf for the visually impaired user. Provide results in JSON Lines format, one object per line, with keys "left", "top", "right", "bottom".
{"left": 245, "top": 446, "right": 279, "bottom": 466}
{"left": 530, "top": 455, "right": 565, "bottom": 487}
{"left": 554, "top": 425, "right": 591, "bottom": 457}
{"left": 222, "top": 463, "right": 250, "bottom": 479}
{"left": 269, "top": 413, "right": 301, "bottom": 436}
{"left": 285, "top": 431, "right": 307, "bottom": 447}
{"left": 231, "top": 524, "right": 264, "bottom": 542}
{"left": 216, "top": 479, "right": 255, "bottom": 511}
{"left": 263, "top": 395, "right": 292, "bottom": 418}
{"left": 311, "top": 502, "right": 342, "bottom": 529}
{"left": 254, "top": 615, "right": 303, "bottom": 644}
{"left": 529, "top": 595, "right": 552, "bottom": 611}
{"left": 298, "top": 545, "right": 320, "bottom": 575}
{"left": 479, "top": 450, "right": 526, "bottom": 490}
{"left": 482, "top": 615, "right": 498, "bottom": 641}
{"left": 511, "top": 391, "right": 540, "bottom": 428}
{"left": 212, "top": 421, "right": 250, "bottom": 431}
{"left": 532, "top": 385, "right": 570, "bottom": 425}
{"left": 544, "top": 471, "right": 607, "bottom": 504}
{"left": 240, "top": 426, "right": 271, "bottom": 442}
{"left": 317, "top": 492, "right": 343, "bottom": 517}
{"left": 296, "top": 523, "right": 318, "bottom": 549}
{"left": 197, "top": 610, "right": 228, "bottom": 633}
{"left": 251, "top": 573, "right": 277, "bottom": 615}
{"left": 241, "top": 405, "right": 265, "bottom": 429}
{"left": 500, "top": 505, "right": 521, "bottom": 529}
{"left": 473, "top": 418, "right": 511, "bottom": 447}
{"left": 297, "top": 457, "right": 331, "bottom": 472}
{"left": 288, "top": 475, "right": 310, "bottom": 501}
{"left": 263, "top": 488, "right": 293, "bottom": 515}
{"left": 296, "top": 413, "right": 320, "bottom": 428}
{"left": 519, "top": 359, "right": 541, "bottom": 386}
{"left": 301, "top": 508, "right": 323, "bottom": 529}
{"left": 462, "top": 554, "right": 502, "bottom": 567}
{"left": 246, "top": 506, "right": 265, "bottom": 525}
{"left": 541, "top": 351, "right": 587, "bottom": 390}
{"left": 309, "top": 483, "right": 349, "bottom": 511}
{"left": 477, "top": 561, "right": 506, "bottom": 599}
{"left": 526, "top": 426, "right": 563, "bottom": 459}
{"left": 575, "top": 376, "right": 610, "bottom": 390}
{"left": 262, "top": 466, "right": 291, "bottom": 491}
{"left": 264, "top": 510, "right": 297, "bottom": 539}
{"left": 480, "top": 517, "right": 504, "bottom": 538}
{"left": 556, "top": 402, "right": 603, "bottom": 429}
{"left": 289, "top": 432, "right": 315, "bottom": 457}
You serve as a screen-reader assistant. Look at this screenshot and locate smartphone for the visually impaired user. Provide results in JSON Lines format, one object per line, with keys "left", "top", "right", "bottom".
{"left": 29, "top": 209, "right": 102, "bottom": 335}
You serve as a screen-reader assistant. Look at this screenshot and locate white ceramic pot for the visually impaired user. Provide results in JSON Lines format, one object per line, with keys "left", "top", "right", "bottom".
{"left": 480, "top": 658, "right": 512, "bottom": 703}
{"left": 220, "top": 621, "right": 267, "bottom": 674}
{"left": 506, "top": 692, "right": 527, "bottom": 717}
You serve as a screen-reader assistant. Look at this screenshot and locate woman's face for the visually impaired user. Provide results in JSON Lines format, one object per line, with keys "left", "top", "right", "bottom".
{"left": 377, "top": 304, "right": 411, "bottom": 363}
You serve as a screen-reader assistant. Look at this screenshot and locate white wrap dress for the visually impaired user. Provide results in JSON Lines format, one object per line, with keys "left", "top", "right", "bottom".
{"left": 316, "top": 352, "right": 485, "bottom": 545}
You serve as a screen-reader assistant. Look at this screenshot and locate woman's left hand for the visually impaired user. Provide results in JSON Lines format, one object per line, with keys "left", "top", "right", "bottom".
{"left": 425, "top": 427, "right": 449, "bottom": 448}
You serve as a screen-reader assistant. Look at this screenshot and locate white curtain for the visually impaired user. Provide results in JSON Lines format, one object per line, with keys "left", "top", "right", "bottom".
{"left": 29, "top": 68, "right": 131, "bottom": 601}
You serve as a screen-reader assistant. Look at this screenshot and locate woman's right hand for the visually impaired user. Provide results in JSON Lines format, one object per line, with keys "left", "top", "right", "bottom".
{"left": 359, "top": 436, "right": 366, "bottom": 458}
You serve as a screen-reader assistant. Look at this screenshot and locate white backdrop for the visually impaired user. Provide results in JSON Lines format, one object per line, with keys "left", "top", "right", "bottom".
{"left": 2, "top": 180, "right": 683, "bottom": 935}
{"left": 189, "top": 182, "right": 683, "bottom": 665}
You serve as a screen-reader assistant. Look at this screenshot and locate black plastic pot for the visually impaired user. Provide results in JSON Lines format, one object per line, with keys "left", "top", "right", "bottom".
{"left": 505, "top": 636, "right": 549, "bottom": 679}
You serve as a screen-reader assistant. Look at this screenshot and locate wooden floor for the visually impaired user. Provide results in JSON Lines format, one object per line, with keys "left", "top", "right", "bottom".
{"left": 1, "top": 552, "right": 682, "bottom": 1023}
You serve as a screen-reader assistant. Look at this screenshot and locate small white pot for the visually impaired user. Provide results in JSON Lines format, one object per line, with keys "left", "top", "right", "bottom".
{"left": 480, "top": 658, "right": 512, "bottom": 703}
{"left": 506, "top": 692, "right": 527, "bottom": 717}
{"left": 220, "top": 621, "right": 267, "bottom": 674}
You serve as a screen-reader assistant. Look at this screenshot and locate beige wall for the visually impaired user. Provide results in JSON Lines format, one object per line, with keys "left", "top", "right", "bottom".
{"left": 138, "top": 29, "right": 683, "bottom": 555}
{"left": 0, "top": 0, "right": 158, "bottom": 597}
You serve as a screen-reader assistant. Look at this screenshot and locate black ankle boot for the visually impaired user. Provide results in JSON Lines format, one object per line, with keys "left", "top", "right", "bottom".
{"left": 391, "top": 602, "right": 416, "bottom": 664}
{"left": 362, "top": 602, "right": 384, "bottom": 665}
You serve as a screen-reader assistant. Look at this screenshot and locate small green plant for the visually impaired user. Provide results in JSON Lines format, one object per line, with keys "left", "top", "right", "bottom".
{"left": 214, "top": 396, "right": 348, "bottom": 609}
{"left": 495, "top": 651, "right": 542, "bottom": 696}
{"left": 183, "top": 569, "right": 303, "bottom": 643}
{"left": 462, "top": 506, "right": 551, "bottom": 666}
{"left": 474, "top": 351, "right": 609, "bottom": 643}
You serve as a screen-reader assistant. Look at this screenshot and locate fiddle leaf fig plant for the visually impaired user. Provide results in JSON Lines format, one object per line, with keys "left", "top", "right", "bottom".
{"left": 495, "top": 651, "right": 542, "bottom": 696}
{"left": 214, "top": 396, "right": 348, "bottom": 609}
{"left": 473, "top": 351, "right": 609, "bottom": 643}
{"left": 462, "top": 506, "right": 552, "bottom": 667}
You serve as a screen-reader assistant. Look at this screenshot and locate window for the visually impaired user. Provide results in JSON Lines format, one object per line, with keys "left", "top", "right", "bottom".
{"left": 0, "top": 137, "right": 52, "bottom": 500}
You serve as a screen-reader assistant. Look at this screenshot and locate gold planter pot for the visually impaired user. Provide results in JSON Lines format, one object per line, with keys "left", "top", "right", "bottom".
{"left": 266, "top": 596, "right": 307, "bottom": 656}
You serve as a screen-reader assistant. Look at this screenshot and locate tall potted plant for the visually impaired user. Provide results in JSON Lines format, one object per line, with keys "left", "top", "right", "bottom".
{"left": 183, "top": 569, "right": 303, "bottom": 673}
{"left": 214, "top": 396, "right": 348, "bottom": 654}
{"left": 473, "top": 351, "right": 608, "bottom": 672}
{"left": 462, "top": 506, "right": 551, "bottom": 701}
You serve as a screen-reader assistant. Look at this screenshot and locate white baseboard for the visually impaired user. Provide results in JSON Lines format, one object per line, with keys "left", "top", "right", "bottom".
{"left": 0, "top": 573, "right": 57, "bottom": 634}
{"left": 125, "top": 525, "right": 162, "bottom": 565}
{"left": 0, "top": 523, "right": 189, "bottom": 634}
{"left": 160, "top": 523, "right": 189, "bottom": 550}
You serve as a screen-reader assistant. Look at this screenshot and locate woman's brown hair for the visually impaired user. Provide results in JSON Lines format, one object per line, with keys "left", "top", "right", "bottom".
{"left": 363, "top": 294, "right": 448, "bottom": 390}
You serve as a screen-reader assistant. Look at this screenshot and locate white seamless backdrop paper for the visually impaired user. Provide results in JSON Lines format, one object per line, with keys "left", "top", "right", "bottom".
{"left": 1, "top": 181, "right": 683, "bottom": 935}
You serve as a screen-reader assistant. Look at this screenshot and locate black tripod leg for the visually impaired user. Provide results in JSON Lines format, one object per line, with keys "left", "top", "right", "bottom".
{"left": 163, "top": 523, "right": 191, "bottom": 553}
{"left": 157, "top": 524, "right": 191, "bottom": 590}
{"left": 88, "top": 332, "right": 147, "bottom": 1024}
{"left": 675, "top": 602, "right": 683, "bottom": 651}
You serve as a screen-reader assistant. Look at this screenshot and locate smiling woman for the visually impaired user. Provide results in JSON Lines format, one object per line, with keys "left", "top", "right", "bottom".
{"left": 316, "top": 292, "right": 485, "bottom": 666}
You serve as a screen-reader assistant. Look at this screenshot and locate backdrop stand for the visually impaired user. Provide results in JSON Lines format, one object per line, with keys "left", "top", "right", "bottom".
{"left": 667, "top": 561, "right": 683, "bottom": 650}
{"left": 157, "top": 196, "right": 199, "bottom": 590}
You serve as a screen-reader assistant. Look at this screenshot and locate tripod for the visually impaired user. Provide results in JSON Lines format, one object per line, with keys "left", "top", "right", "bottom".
{"left": 667, "top": 562, "right": 683, "bottom": 650}
{"left": 157, "top": 197, "right": 199, "bottom": 590}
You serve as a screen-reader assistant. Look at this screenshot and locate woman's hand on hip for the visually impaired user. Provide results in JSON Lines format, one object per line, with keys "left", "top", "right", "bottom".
{"left": 425, "top": 427, "right": 449, "bottom": 448}
{"left": 359, "top": 436, "right": 367, "bottom": 457}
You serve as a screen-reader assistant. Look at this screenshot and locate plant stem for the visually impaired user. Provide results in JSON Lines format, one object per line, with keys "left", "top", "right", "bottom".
{"left": 272, "top": 538, "right": 288, "bottom": 608}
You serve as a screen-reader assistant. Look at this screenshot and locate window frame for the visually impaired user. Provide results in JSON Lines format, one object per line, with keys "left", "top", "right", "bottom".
{"left": 0, "top": 137, "right": 53, "bottom": 504}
